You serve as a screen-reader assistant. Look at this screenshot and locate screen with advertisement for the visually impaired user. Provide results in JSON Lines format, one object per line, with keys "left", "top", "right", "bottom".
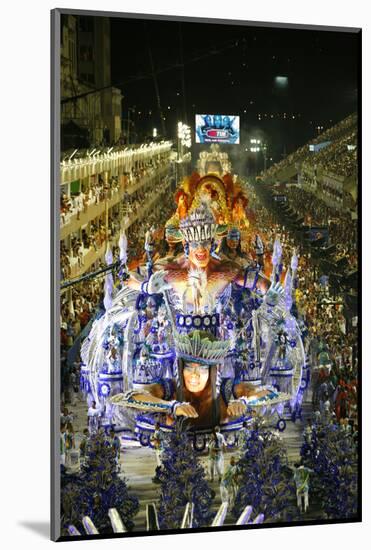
{"left": 195, "top": 114, "right": 240, "bottom": 144}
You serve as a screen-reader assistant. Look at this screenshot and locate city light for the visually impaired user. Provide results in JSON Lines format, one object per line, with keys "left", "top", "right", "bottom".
{"left": 275, "top": 75, "right": 288, "bottom": 88}
{"left": 153, "top": 128, "right": 157, "bottom": 138}
{"left": 177, "top": 122, "right": 192, "bottom": 148}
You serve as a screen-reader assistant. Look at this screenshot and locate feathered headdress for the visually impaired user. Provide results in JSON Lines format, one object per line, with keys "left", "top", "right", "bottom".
{"left": 174, "top": 330, "right": 230, "bottom": 366}
{"left": 179, "top": 203, "right": 217, "bottom": 243}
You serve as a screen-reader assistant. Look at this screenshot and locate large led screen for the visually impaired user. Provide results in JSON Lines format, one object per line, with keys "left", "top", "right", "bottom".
{"left": 195, "top": 114, "right": 240, "bottom": 144}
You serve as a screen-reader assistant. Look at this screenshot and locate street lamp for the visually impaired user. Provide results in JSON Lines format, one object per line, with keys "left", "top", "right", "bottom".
{"left": 249, "top": 137, "right": 268, "bottom": 173}
{"left": 177, "top": 122, "right": 192, "bottom": 182}
{"left": 177, "top": 122, "right": 192, "bottom": 155}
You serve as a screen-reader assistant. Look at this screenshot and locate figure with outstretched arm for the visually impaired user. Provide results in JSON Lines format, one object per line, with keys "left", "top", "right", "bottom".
{"left": 87, "top": 400, "right": 104, "bottom": 435}
{"left": 124, "top": 196, "right": 285, "bottom": 308}
{"left": 110, "top": 330, "right": 288, "bottom": 429}
{"left": 124, "top": 240, "right": 284, "bottom": 312}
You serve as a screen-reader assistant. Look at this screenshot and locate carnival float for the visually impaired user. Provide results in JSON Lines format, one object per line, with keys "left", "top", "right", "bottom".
{"left": 80, "top": 148, "right": 309, "bottom": 450}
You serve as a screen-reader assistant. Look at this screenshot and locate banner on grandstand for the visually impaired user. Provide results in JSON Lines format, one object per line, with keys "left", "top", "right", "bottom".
{"left": 273, "top": 194, "right": 287, "bottom": 203}
{"left": 308, "top": 141, "right": 331, "bottom": 152}
{"left": 308, "top": 226, "right": 329, "bottom": 244}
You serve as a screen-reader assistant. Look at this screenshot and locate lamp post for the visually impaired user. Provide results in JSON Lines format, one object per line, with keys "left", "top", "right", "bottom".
{"left": 249, "top": 138, "right": 268, "bottom": 174}
{"left": 250, "top": 138, "right": 261, "bottom": 176}
{"left": 177, "top": 122, "right": 191, "bottom": 181}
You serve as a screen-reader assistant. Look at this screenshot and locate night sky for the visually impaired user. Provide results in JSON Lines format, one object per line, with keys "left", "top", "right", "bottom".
{"left": 108, "top": 16, "right": 359, "bottom": 162}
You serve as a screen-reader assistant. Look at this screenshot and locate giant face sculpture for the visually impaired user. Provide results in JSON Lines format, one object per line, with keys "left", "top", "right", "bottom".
{"left": 188, "top": 240, "right": 211, "bottom": 269}
{"left": 183, "top": 362, "right": 209, "bottom": 393}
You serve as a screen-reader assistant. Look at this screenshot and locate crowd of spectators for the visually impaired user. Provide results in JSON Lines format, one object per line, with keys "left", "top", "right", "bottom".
{"left": 124, "top": 156, "right": 169, "bottom": 187}
{"left": 60, "top": 217, "right": 115, "bottom": 280}
{"left": 121, "top": 178, "right": 164, "bottom": 227}
{"left": 125, "top": 181, "right": 176, "bottom": 264}
{"left": 60, "top": 173, "right": 175, "bottom": 281}
{"left": 60, "top": 155, "right": 170, "bottom": 228}
{"left": 243, "top": 179, "right": 358, "bottom": 427}
{"left": 262, "top": 113, "right": 357, "bottom": 181}
{"left": 60, "top": 176, "right": 121, "bottom": 227}
{"left": 282, "top": 186, "right": 357, "bottom": 271}
{"left": 302, "top": 131, "right": 357, "bottom": 178}
{"left": 61, "top": 177, "right": 175, "bottom": 346}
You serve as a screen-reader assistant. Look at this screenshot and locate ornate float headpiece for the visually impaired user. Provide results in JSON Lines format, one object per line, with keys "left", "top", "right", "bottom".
{"left": 179, "top": 203, "right": 217, "bottom": 243}
{"left": 174, "top": 329, "right": 230, "bottom": 366}
{"left": 165, "top": 172, "right": 250, "bottom": 242}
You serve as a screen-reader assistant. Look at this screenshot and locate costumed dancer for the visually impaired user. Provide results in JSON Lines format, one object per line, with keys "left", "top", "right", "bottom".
{"left": 276, "top": 328, "right": 289, "bottom": 361}
{"left": 151, "top": 422, "right": 165, "bottom": 467}
{"left": 237, "top": 420, "right": 251, "bottom": 456}
{"left": 60, "top": 423, "right": 67, "bottom": 467}
{"left": 254, "top": 233, "right": 265, "bottom": 270}
{"left": 208, "top": 426, "right": 227, "bottom": 482}
{"left": 79, "top": 428, "right": 90, "bottom": 466}
{"left": 293, "top": 462, "right": 314, "bottom": 514}
{"left": 87, "top": 400, "right": 103, "bottom": 435}
{"left": 220, "top": 227, "right": 245, "bottom": 263}
{"left": 109, "top": 428, "right": 121, "bottom": 472}
{"left": 220, "top": 455, "right": 238, "bottom": 504}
